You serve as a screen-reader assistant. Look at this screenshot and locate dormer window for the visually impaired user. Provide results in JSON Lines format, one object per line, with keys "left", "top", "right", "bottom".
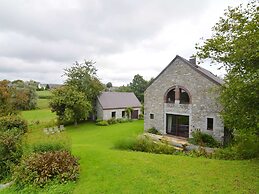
{"left": 165, "top": 86, "right": 191, "bottom": 104}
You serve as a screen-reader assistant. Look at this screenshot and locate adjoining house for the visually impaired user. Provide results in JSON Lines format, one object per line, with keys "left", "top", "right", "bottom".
{"left": 144, "top": 55, "right": 224, "bottom": 141}
{"left": 96, "top": 92, "right": 142, "bottom": 120}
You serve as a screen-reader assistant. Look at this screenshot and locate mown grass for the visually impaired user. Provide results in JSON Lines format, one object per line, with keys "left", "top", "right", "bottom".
{"left": 37, "top": 98, "right": 50, "bottom": 109}
{"left": 3, "top": 110, "right": 259, "bottom": 193}
{"left": 21, "top": 109, "right": 56, "bottom": 123}
{"left": 36, "top": 90, "right": 52, "bottom": 98}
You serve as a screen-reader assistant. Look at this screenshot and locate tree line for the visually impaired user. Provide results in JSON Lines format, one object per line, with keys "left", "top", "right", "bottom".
{"left": 0, "top": 80, "right": 38, "bottom": 115}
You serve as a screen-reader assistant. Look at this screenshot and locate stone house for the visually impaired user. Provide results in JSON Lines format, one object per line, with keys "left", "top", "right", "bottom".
{"left": 144, "top": 55, "right": 224, "bottom": 141}
{"left": 96, "top": 92, "right": 141, "bottom": 120}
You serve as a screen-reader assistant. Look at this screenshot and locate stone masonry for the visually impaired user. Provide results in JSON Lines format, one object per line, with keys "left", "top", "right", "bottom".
{"left": 144, "top": 56, "right": 224, "bottom": 141}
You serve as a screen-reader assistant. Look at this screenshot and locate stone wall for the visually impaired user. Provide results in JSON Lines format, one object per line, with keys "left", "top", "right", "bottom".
{"left": 144, "top": 57, "right": 224, "bottom": 141}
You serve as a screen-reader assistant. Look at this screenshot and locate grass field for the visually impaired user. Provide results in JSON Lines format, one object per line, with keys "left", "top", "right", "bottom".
{"left": 21, "top": 108, "right": 56, "bottom": 123}
{"left": 5, "top": 110, "right": 258, "bottom": 193}
{"left": 36, "top": 90, "right": 52, "bottom": 98}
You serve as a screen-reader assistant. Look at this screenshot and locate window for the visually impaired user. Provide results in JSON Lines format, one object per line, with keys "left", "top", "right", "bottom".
{"left": 207, "top": 118, "right": 213, "bottom": 130}
{"left": 166, "top": 88, "right": 175, "bottom": 103}
{"left": 111, "top": 111, "right": 116, "bottom": 118}
{"left": 150, "top": 114, "right": 154, "bottom": 119}
{"left": 180, "top": 88, "right": 190, "bottom": 104}
{"left": 165, "top": 86, "right": 190, "bottom": 104}
{"left": 122, "top": 111, "right": 125, "bottom": 118}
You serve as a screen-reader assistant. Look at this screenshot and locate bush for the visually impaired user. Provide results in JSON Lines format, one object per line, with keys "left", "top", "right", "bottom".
{"left": 147, "top": 127, "right": 161, "bottom": 135}
{"left": 214, "top": 130, "right": 259, "bottom": 160}
{"left": 0, "top": 115, "right": 28, "bottom": 134}
{"left": 107, "top": 118, "right": 118, "bottom": 125}
{"left": 96, "top": 120, "right": 109, "bottom": 126}
{"left": 32, "top": 142, "right": 70, "bottom": 153}
{"left": 117, "top": 118, "right": 131, "bottom": 123}
{"left": 138, "top": 114, "right": 144, "bottom": 120}
{"left": 115, "top": 135, "right": 176, "bottom": 155}
{"left": 189, "top": 130, "right": 220, "bottom": 148}
{"left": 0, "top": 130, "right": 23, "bottom": 180}
{"left": 14, "top": 151, "right": 80, "bottom": 188}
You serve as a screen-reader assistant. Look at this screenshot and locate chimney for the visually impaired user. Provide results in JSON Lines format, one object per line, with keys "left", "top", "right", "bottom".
{"left": 189, "top": 57, "right": 196, "bottom": 65}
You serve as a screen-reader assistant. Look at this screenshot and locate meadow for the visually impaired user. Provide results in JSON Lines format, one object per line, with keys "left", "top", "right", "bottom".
{"left": 3, "top": 107, "right": 259, "bottom": 193}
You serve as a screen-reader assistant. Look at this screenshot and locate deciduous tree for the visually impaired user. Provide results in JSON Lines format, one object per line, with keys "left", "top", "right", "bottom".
{"left": 50, "top": 86, "right": 91, "bottom": 125}
{"left": 196, "top": 1, "right": 259, "bottom": 133}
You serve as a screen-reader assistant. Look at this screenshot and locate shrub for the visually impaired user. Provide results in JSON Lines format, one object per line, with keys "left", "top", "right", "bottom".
{"left": 0, "top": 130, "right": 23, "bottom": 180}
{"left": 14, "top": 151, "right": 80, "bottom": 188}
{"left": 138, "top": 113, "right": 144, "bottom": 120}
{"left": 116, "top": 118, "right": 130, "bottom": 123}
{"left": 189, "top": 130, "right": 220, "bottom": 148}
{"left": 96, "top": 120, "right": 109, "bottom": 126}
{"left": 147, "top": 127, "right": 161, "bottom": 135}
{"left": 115, "top": 135, "right": 176, "bottom": 155}
{"left": 32, "top": 142, "right": 70, "bottom": 153}
{"left": 107, "top": 118, "right": 117, "bottom": 125}
{"left": 214, "top": 130, "right": 259, "bottom": 160}
{"left": 0, "top": 115, "right": 28, "bottom": 134}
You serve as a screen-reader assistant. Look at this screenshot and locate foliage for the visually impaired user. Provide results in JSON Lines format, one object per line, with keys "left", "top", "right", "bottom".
{"left": 214, "top": 130, "right": 259, "bottom": 160}
{"left": 64, "top": 60, "right": 104, "bottom": 110}
{"left": 0, "top": 115, "right": 28, "bottom": 134}
{"left": 0, "top": 79, "right": 38, "bottom": 114}
{"left": 106, "top": 82, "right": 112, "bottom": 88}
{"left": 12, "top": 80, "right": 38, "bottom": 110}
{"left": 125, "top": 107, "right": 133, "bottom": 119}
{"left": 96, "top": 120, "right": 109, "bottom": 126}
{"left": 0, "top": 80, "right": 14, "bottom": 115}
{"left": 116, "top": 74, "right": 151, "bottom": 103}
{"left": 14, "top": 151, "right": 80, "bottom": 188}
{"left": 5, "top": 120, "right": 258, "bottom": 193}
{"left": 31, "top": 142, "right": 71, "bottom": 154}
{"left": 189, "top": 130, "right": 220, "bottom": 148}
{"left": 138, "top": 113, "right": 144, "bottom": 120}
{"left": 115, "top": 135, "right": 176, "bottom": 155}
{"left": 195, "top": 1, "right": 259, "bottom": 133}
{"left": 107, "top": 117, "right": 118, "bottom": 125}
{"left": 129, "top": 74, "right": 149, "bottom": 103}
{"left": 50, "top": 86, "right": 91, "bottom": 125}
{"left": 0, "top": 130, "right": 23, "bottom": 180}
{"left": 147, "top": 127, "right": 161, "bottom": 135}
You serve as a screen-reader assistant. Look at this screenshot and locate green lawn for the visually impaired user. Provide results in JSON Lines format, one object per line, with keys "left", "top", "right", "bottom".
{"left": 36, "top": 90, "right": 52, "bottom": 98}
{"left": 37, "top": 98, "right": 50, "bottom": 109}
{"left": 5, "top": 111, "right": 259, "bottom": 193}
{"left": 21, "top": 108, "right": 56, "bottom": 123}
{"left": 66, "top": 121, "right": 258, "bottom": 194}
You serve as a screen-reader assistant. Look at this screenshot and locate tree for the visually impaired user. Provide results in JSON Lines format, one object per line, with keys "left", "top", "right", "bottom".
{"left": 11, "top": 80, "right": 38, "bottom": 110}
{"left": 106, "top": 82, "right": 112, "bottom": 88}
{"left": 196, "top": 1, "right": 259, "bottom": 133}
{"left": 0, "top": 80, "right": 14, "bottom": 115}
{"left": 45, "top": 84, "right": 50, "bottom": 90}
{"left": 129, "top": 74, "right": 148, "bottom": 103}
{"left": 64, "top": 60, "right": 104, "bottom": 111}
{"left": 50, "top": 86, "right": 91, "bottom": 125}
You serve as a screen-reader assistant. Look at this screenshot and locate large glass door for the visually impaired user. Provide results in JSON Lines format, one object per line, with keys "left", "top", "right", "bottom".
{"left": 166, "top": 114, "right": 189, "bottom": 138}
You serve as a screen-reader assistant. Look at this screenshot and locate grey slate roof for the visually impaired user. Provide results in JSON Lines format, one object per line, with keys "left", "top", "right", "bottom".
{"left": 178, "top": 55, "right": 224, "bottom": 85}
{"left": 147, "top": 55, "right": 224, "bottom": 90}
{"left": 97, "top": 92, "right": 141, "bottom": 110}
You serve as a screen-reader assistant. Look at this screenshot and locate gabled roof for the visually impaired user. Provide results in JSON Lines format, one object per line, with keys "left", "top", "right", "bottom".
{"left": 97, "top": 92, "right": 141, "bottom": 110}
{"left": 147, "top": 55, "right": 224, "bottom": 90}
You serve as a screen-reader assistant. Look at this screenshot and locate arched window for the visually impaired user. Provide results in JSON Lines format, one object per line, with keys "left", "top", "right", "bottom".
{"left": 166, "top": 88, "right": 175, "bottom": 103}
{"left": 165, "top": 86, "right": 190, "bottom": 104}
{"left": 180, "top": 88, "right": 190, "bottom": 104}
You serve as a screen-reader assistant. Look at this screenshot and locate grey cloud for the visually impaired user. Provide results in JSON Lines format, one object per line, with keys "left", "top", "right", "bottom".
{"left": 0, "top": 0, "right": 243, "bottom": 84}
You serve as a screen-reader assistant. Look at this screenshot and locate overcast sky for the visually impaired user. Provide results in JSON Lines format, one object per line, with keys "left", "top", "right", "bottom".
{"left": 0, "top": 0, "right": 246, "bottom": 86}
